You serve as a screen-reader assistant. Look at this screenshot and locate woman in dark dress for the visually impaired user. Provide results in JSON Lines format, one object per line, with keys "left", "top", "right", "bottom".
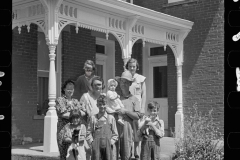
{"left": 56, "top": 79, "right": 84, "bottom": 160}
{"left": 72, "top": 60, "right": 96, "bottom": 101}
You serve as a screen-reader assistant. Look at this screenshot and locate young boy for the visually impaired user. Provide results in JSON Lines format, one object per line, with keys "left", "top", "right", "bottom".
{"left": 106, "top": 79, "right": 125, "bottom": 125}
{"left": 137, "top": 101, "right": 165, "bottom": 160}
{"left": 86, "top": 94, "right": 118, "bottom": 160}
{"left": 63, "top": 109, "right": 87, "bottom": 160}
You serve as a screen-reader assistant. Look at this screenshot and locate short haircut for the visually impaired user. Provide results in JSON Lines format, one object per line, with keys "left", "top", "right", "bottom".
{"left": 147, "top": 101, "right": 160, "bottom": 111}
{"left": 69, "top": 109, "right": 81, "bottom": 122}
{"left": 97, "top": 94, "right": 107, "bottom": 105}
{"left": 83, "top": 60, "right": 96, "bottom": 71}
{"left": 61, "top": 79, "right": 75, "bottom": 95}
{"left": 125, "top": 58, "right": 139, "bottom": 70}
{"left": 90, "top": 76, "right": 105, "bottom": 90}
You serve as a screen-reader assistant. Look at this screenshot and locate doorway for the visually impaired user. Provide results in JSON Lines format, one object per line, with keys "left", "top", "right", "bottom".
{"left": 148, "top": 55, "right": 168, "bottom": 129}
{"left": 143, "top": 43, "right": 168, "bottom": 130}
{"left": 95, "top": 37, "right": 115, "bottom": 93}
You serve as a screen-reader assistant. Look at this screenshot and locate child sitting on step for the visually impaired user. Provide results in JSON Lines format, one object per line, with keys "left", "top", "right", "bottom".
{"left": 137, "top": 101, "right": 165, "bottom": 160}
{"left": 63, "top": 109, "right": 87, "bottom": 160}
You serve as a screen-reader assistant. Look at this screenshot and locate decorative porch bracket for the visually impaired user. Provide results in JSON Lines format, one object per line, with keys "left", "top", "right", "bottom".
{"left": 123, "top": 15, "right": 140, "bottom": 70}
{"left": 40, "top": 0, "right": 63, "bottom": 153}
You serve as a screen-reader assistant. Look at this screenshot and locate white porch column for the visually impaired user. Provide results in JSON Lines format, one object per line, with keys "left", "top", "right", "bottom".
{"left": 43, "top": 45, "right": 58, "bottom": 153}
{"left": 175, "top": 65, "right": 184, "bottom": 139}
{"left": 41, "top": 0, "right": 63, "bottom": 153}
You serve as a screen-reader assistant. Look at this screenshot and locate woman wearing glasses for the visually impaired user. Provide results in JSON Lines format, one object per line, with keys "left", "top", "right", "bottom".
{"left": 55, "top": 79, "right": 84, "bottom": 160}
{"left": 72, "top": 60, "right": 96, "bottom": 101}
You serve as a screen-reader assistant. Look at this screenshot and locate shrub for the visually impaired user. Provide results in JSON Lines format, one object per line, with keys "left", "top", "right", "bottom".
{"left": 172, "top": 103, "right": 224, "bottom": 160}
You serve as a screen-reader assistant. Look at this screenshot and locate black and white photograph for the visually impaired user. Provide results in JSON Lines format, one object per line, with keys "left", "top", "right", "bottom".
{"left": 9, "top": 0, "right": 229, "bottom": 159}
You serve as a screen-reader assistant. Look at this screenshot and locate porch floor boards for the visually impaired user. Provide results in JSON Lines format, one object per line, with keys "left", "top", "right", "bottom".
{"left": 12, "top": 137, "right": 175, "bottom": 160}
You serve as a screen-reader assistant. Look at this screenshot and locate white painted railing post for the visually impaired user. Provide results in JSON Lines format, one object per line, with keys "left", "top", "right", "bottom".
{"left": 175, "top": 65, "right": 184, "bottom": 139}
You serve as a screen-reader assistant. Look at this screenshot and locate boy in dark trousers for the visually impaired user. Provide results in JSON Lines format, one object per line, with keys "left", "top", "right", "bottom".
{"left": 86, "top": 94, "right": 118, "bottom": 160}
{"left": 137, "top": 101, "right": 165, "bottom": 160}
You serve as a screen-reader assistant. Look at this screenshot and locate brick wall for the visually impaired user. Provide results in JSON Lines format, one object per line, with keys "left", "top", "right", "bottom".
{"left": 114, "top": 41, "right": 124, "bottom": 95}
{"left": 135, "top": 0, "right": 224, "bottom": 133}
{"left": 167, "top": 46, "right": 177, "bottom": 129}
{"left": 134, "top": 0, "right": 165, "bottom": 12}
{"left": 12, "top": 24, "right": 44, "bottom": 144}
{"left": 62, "top": 26, "right": 96, "bottom": 83}
{"left": 131, "top": 42, "right": 143, "bottom": 75}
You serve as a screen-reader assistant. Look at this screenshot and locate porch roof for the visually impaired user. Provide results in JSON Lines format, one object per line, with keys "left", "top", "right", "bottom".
{"left": 13, "top": 0, "right": 193, "bottom": 31}
{"left": 82, "top": 0, "right": 193, "bottom": 31}
{"left": 12, "top": 0, "right": 194, "bottom": 65}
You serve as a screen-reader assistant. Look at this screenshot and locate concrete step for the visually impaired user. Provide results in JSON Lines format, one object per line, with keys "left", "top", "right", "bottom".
{"left": 12, "top": 154, "right": 59, "bottom": 160}
{"left": 12, "top": 137, "right": 175, "bottom": 160}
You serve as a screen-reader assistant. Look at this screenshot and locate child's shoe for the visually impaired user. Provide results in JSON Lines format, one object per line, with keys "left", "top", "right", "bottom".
{"left": 117, "top": 119, "right": 124, "bottom": 126}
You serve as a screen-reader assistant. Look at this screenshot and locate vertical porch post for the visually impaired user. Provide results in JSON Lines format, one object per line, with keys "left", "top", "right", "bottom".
{"left": 43, "top": 45, "right": 58, "bottom": 153}
{"left": 41, "top": 0, "right": 63, "bottom": 153}
{"left": 175, "top": 65, "right": 184, "bottom": 139}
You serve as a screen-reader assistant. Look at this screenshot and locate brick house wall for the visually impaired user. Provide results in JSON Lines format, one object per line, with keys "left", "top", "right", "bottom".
{"left": 166, "top": 47, "right": 178, "bottom": 130}
{"left": 135, "top": 0, "right": 224, "bottom": 133}
{"left": 114, "top": 41, "right": 124, "bottom": 95}
{"left": 132, "top": 42, "right": 143, "bottom": 75}
{"left": 12, "top": 24, "right": 96, "bottom": 144}
{"left": 62, "top": 26, "right": 96, "bottom": 83}
{"left": 12, "top": 24, "right": 43, "bottom": 145}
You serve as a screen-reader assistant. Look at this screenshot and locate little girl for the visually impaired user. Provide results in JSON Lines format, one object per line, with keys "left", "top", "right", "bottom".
{"left": 106, "top": 79, "right": 125, "bottom": 125}
{"left": 137, "top": 101, "right": 165, "bottom": 160}
{"left": 63, "top": 109, "right": 87, "bottom": 160}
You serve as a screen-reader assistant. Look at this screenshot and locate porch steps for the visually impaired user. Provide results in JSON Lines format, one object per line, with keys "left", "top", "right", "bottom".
{"left": 12, "top": 143, "right": 59, "bottom": 160}
{"left": 12, "top": 154, "right": 59, "bottom": 160}
{"left": 12, "top": 137, "right": 175, "bottom": 160}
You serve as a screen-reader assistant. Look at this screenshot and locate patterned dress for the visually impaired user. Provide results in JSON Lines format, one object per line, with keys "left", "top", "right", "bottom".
{"left": 55, "top": 95, "right": 83, "bottom": 160}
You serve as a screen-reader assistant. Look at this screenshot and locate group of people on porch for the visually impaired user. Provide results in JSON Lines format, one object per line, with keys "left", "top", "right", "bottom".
{"left": 55, "top": 59, "right": 165, "bottom": 160}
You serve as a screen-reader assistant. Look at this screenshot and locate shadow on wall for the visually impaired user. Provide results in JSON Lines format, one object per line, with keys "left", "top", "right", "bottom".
{"left": 162, "top": 0, "right": 224, "bottom": 84}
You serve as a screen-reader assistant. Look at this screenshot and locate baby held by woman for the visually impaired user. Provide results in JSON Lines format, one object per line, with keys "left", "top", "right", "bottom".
{"left": 106, "top": 79, "right": 125, "bottom": 125}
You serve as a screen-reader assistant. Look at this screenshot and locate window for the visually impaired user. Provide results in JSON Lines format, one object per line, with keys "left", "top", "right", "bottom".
{"left": 150, "top": 47, "right": 166, "bottom": 56}
{"left": 96, "top": 44, "right": 105, "bottom": 54}
{"left": 153, "top": 66, "right": 167, "bottom": 98}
